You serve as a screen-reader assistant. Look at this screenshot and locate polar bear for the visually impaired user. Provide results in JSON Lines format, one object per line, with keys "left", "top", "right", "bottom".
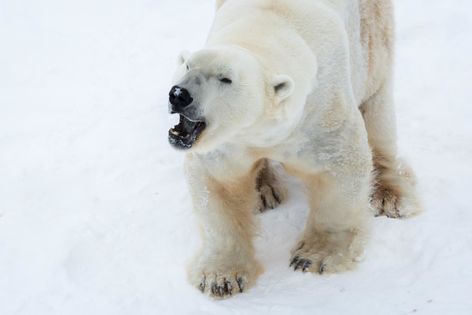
{"left": 167, "top": 0, "right": 421, "bottom": 298}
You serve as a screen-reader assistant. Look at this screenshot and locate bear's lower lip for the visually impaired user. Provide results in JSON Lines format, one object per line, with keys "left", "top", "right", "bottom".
{"left": 168, "top": 114, "right": 206, "bottom": 150}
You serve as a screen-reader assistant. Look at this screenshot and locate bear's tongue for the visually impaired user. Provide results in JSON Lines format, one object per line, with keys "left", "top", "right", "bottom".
{"left": 168, "top": 115, "right": 206, "bottom": 149}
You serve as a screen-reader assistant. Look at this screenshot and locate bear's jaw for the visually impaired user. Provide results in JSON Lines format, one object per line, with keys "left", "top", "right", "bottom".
{"left": 168, "top": 114, "right": 207, "bottom": 150}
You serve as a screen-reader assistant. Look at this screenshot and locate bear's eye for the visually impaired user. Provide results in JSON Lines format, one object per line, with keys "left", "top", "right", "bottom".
{"left": 186, "top": 65, "right": 189, "bottom": 70}
{"left": 219, "top": 77, "right": 232, "bottom": 84}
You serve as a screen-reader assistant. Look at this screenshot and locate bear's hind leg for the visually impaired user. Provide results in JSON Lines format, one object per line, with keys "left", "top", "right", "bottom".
{"left": 360, "top": 81, "right": 422, "bottom": 218}
{"left": 255, "top": 159, "right": 286, "bottom": 213}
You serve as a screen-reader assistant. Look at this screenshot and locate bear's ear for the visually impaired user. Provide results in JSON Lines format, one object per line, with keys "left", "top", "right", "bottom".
{"left": 177, "top": 50, "right": 191, "bottom": 65}
{"left": 272, "top": 74, "right": 294, "bottom": 103}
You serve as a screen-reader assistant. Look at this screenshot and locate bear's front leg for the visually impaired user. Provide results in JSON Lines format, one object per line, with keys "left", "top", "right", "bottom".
{"left": 185, "top": 153, "right": 263, "bottom": 299}
{"left": 287, "top": 154, "right": 372, "bottom": 274}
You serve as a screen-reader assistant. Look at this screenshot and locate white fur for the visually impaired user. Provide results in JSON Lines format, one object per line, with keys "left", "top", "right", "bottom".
{"left": 171, "top": 0, "right": 421, "bottom": 298}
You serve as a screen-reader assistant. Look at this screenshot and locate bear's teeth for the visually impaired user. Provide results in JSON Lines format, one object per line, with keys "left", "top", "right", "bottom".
{"left": 170, "top": 128, "right": 180, "bottom": 136}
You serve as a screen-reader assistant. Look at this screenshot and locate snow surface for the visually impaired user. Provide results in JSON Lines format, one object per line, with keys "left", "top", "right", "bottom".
{"left": 1, "top": 0, "right": 472, "bottom": 314}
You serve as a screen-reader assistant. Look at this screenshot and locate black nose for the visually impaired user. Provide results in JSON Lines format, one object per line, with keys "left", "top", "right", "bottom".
{"left": 169, "top": 86, "right": 193, "bottom": 111}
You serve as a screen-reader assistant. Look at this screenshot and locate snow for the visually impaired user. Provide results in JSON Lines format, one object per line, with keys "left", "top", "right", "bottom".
{"left": 1, "top": 0, "right": 471, "bottom": 314}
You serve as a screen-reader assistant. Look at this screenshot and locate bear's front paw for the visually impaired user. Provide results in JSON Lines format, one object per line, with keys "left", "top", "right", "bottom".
{"left": 188, "top": 259, "right": 260, "bottom": 299}
{"left": 289, "top": 230, "right": 365, "bottom": 274}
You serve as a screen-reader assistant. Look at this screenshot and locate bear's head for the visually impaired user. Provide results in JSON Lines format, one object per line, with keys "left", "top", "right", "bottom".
{"left": 168, "top": 46, "right": 296, "bottom": 152}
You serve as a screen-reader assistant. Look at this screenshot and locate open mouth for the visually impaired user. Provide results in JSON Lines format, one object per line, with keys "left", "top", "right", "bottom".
{"left": 168, "top": 114, "right": 206, "bottom": 149}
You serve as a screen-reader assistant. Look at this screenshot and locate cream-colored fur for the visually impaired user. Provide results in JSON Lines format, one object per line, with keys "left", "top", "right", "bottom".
{"left": 171, "top": 0, "right": 421, "bottom": 299}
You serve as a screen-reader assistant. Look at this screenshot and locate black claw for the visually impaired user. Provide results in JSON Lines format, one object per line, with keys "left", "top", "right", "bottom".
{"left": 302, "top": 260, "right": 312, "bottom": 272}
{"left": 236, "top": 277, "right": 244, "bottom": 293}
{"left": 294, "top": 260, "right": 305, "bottom": 271}
{"left": 224, "top": 279, "right": 232, "bottom": 295}
{"left": 211, "top": 283, "right": 218, "bottom": 295}
{"left": 290, "top": 256, "right": 300, "bottom": 267}
{"left": 319, "top": 263, "right": 327, "bottom": 274}
{"left": 262, "top": 195, "right": 267, "bottom": 209}
{"left": 271, "top": 187, "right": 281, "bottom": 204}
{"left": 292, "top": 257, "right": 312, "bottom": 272}
{"left": 199, "top": 276, "right": 206, "bottom": 293}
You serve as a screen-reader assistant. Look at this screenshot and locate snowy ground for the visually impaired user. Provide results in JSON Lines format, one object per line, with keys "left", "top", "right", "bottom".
{"left": 1, "top": 0, "right": 472, "bottom": 314}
